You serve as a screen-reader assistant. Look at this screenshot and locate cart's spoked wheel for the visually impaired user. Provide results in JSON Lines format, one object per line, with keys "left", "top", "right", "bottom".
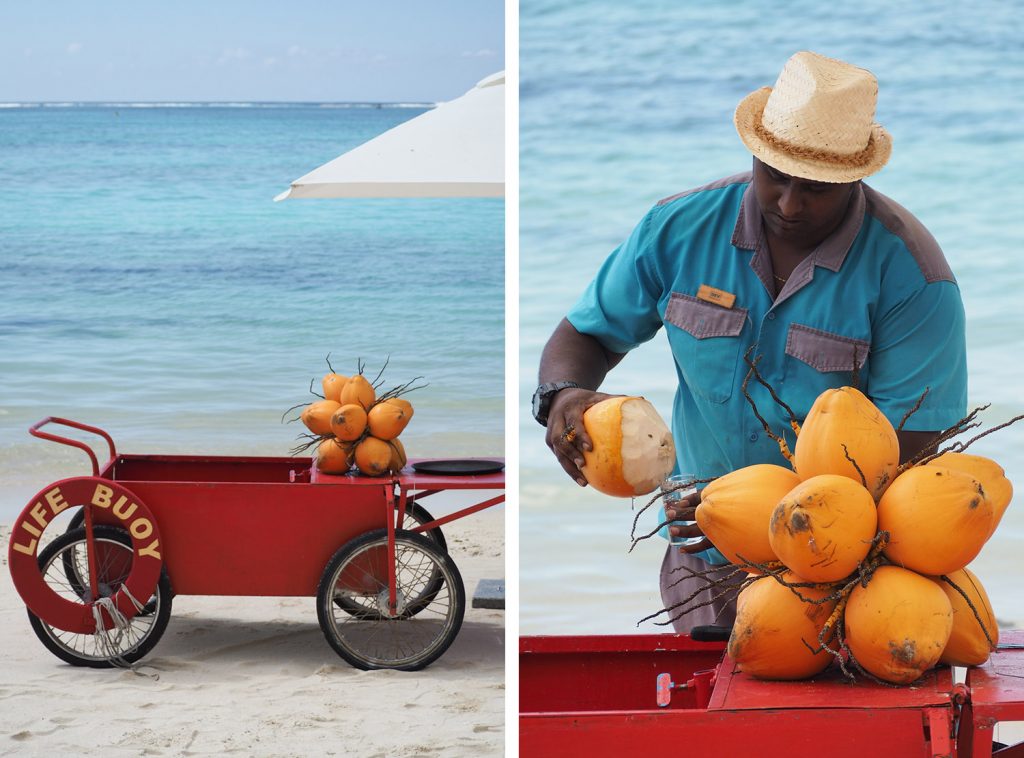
{"left": 64, "top": 508, "right": 160, "bottom": 617}
{"left": 317, "top": 528, "right": 465, "bottom": 671}
{"left": 332, "top": 502, "right": 447, "bottom": 619}
{"left": 27, "top": 525, "right": 172, "bottom": 668}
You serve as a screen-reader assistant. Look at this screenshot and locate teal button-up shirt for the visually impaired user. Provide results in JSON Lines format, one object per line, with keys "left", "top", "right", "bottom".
{"left": 567, "top": 172, "right": 968, "bottom": 554}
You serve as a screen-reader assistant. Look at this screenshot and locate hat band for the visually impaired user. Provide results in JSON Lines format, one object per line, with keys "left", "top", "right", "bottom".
{"left": 754, "top": 119, "right": 875, "bottom": 168}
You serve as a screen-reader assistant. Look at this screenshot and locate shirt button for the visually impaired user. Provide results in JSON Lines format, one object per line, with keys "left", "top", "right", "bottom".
{"left": 767, "top": 312, "right": 776, "bottom": 320}
{"left": 748, "top": 432, "right": 758, "bottom": 442}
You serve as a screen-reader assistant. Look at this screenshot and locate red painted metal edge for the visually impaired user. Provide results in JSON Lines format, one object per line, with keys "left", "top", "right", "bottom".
{"left": 710, "top": 648, "right": 957, "bottom": 712}
{"left": 385, "top": 486, "right": 398, "bottom": 614}
{"left": 308, "top": 457, "right": 505, "bottom": 488}
{"left": 962, "top": 629, "right": 1024, "bottom": 758}
{"left": 29, "top": 417, "right": 118, "bottom": 477}
{"left": 926, "top": 706, "right": 955, "bottom": 758}
{"left": 520, "top": 634, "right": 725, "bottom": 655}
{"left": 410, "top": 494, "right": 506, "bottom": 533}
{"left": 520, "top": 708, "right": 944, "bottom": 757}
{"left": 396, "top": 459, "right": 505, "bottom": 490}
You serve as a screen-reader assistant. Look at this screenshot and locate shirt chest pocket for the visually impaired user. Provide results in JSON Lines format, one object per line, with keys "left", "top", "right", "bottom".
{"left": 664, "top": 293, "right": 747, "bottom": 404}
{"left": 784, "top": 323, "right": 871, "bottom": 413}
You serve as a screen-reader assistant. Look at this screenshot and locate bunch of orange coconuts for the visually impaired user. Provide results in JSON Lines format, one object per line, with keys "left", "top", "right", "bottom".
{"left": 579, "top": 389, "right": 1011, "bottom": 685}
{"left": 299, "top": 370, "right": 413, "bottom": 477}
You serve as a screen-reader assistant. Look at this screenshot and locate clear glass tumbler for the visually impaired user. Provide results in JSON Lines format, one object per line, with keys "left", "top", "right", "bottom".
{"left": 662, "top": 473, "right": 704, "bottom": 548}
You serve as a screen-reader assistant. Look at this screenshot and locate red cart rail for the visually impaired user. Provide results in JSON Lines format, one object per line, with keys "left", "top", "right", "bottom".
{"left": 9, "top": 417, "right": 503, "bottom": 671}
{"left": 520, "top": 632, "right": 1024, "bottom": 757}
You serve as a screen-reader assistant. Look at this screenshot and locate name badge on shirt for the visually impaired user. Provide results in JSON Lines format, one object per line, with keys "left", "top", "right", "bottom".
{"left": 696, "top": 284, "right": 736, "bottom": 309}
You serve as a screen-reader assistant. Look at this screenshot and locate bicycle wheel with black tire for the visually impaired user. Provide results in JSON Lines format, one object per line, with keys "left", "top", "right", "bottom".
{"left": 62, "top": 509, "right": 160, "bottom": 618}
{"left": 27, "top": 525, "right": 173, "bottom": 667}
{"left": 333, "top": 502, "right": 447, "bottom": 618}
{"left": 317, "top": 528, "right": 465, "bottom": 671}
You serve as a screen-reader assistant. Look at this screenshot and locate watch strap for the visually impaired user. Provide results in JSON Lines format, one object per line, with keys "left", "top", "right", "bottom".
{"left": 533, "top": 381, "right": 580, "bottom": 427}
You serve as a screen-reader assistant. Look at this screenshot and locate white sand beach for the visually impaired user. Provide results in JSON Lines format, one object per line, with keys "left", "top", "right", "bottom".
{"left": 0, "top": 509, "right": 505, "bottom": 757}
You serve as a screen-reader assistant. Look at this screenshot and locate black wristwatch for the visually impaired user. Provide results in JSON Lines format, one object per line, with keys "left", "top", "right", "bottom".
{"left": 532, "top": 381, "right": 580, "bottom": 427}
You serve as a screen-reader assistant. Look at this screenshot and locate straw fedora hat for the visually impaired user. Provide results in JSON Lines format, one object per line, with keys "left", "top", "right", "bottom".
{"left": 734, "top": 51, "right": 892, "bottom": 183}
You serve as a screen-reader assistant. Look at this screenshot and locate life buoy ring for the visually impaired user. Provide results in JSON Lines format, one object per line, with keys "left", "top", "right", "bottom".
{"left": 8, "top": 477, "right": 163, "bottom": 634}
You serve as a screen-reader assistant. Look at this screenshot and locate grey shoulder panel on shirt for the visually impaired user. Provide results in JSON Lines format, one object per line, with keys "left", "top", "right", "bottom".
{"left": 656, "top": 171, "right": 753, "bottom": 207}
{"left": 862, "top": 184, "right": 955, "bottom": 284}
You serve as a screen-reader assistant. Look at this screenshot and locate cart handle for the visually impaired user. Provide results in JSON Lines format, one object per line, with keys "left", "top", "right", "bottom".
{"left": 29, "top": 417, "right": 118, "bottom": 477}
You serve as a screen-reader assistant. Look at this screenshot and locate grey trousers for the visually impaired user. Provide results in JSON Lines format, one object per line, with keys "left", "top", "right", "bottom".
{"left": 659, "top": 544, "right": 739, "bottom": 634}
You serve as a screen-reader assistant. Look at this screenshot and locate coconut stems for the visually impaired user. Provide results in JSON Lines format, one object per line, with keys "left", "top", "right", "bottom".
{"left": 898, "top": 404, "right": 1024, "bottom": 474}
{"left": 741, "top": 359, "right": 796, "bottom": 465}
{"left": 841, "top": 443, "right": 868, "bottom": 490}
{"left": 898, "top": 404, "right": 988, "bottom": 472}
{"left": 628, "top": 478, "right": 718, "bottom": 552}
{"left": 897, "top": 387, "right": 930, "bottom": 433}
{"left": 743, "top": 346, "right": 803, "bottom": 441}
{"left": 289, "top": 432, "right": 329, "bottom": 456}
{"left": 376, "top": 376, "right": 429, "bottom": 402}
{"left": 937, "top": 412, "right": 1024, "bottom": 460}
{"left": 370, "top": 354, "right": 390, "bottom": 389}
{"left": 636, "top": 561, "right": 753, "bottom": 628}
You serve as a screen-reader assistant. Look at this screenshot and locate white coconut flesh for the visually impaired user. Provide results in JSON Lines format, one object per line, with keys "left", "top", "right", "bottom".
{"left": 620, "top": 398, "right": 676, "bottom": 493}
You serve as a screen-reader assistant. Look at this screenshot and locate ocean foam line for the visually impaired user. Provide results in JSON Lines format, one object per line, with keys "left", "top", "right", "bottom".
{"left": 0, "top": 101, "right": 436, "bottom": 110}
{"left": 316, "top": 102, "right": 435, "bottom": 109}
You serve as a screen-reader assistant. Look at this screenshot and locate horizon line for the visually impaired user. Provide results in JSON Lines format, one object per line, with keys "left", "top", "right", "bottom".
{"left": 0, "top": 100, "right": 438, "bottom": 107}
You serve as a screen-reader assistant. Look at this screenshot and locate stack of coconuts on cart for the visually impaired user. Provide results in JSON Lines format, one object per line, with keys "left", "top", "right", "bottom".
{"left": 579, "top": 388, "right": 1010, "bottom": 685}
{"left": 297, "top": 367, "right": 415, "bottom": 477}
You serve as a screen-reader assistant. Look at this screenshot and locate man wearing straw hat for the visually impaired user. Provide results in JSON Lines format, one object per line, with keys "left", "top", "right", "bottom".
{"left": 532, "top": 51, "right": 967, "bottom": 633}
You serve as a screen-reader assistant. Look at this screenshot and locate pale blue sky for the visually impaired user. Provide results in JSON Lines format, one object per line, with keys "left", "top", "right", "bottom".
{"left": 2, "top": 2, "right": 504, "bottom": 102}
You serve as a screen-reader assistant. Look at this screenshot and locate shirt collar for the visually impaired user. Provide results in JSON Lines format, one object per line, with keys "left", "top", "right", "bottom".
{"left": 731, "top": 181, "right": 866, "bottom": 272}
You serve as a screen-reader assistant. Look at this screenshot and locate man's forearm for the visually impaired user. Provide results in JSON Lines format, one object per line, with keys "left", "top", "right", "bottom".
{"left": 538, "top": 318, "right": 626, "bottom": 389}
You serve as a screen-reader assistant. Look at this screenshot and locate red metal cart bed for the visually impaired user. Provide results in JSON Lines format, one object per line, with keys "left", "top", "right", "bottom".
{"left": 520, "top": 631, "right": 1024, "bottom": 757}
{"left": 8, "top": 417, "right": 504, "bottom": 671}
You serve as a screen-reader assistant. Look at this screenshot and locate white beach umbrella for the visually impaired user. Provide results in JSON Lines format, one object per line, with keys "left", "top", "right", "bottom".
{"left": 275, "top": 71, "right": 504, "bottom": 200}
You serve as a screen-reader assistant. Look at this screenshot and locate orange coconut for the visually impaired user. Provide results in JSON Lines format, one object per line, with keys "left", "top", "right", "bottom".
{"left": 322, "top": 372, "right": 349, "bottom": 402}
{"left": 579, "top": 396, "right": 675, "bottom": 497}
{"left": 768, "top": 474, "right": 877, "bottom": 582}
{"left": 931, "top": 567, "right": 998, "bottom": 666}
{"left": 793, "top": 386, "right": 899, "bottom": 501}
{"left": 926, "top": 452, "right": 1012, "bottom": 538}
{"left": 330, "top": 404, "right": 368, "bottom": 442}
{"left": 696, "top": 464, "right": 801, "bottom": 570}
{"left": 877, "top": 465, "right": 992, "bottom": 576}
{"left": 300, "top": 399, "right": 342, "bottom": 436}
{"left": 728, "top": 572, "right": 837, "bottom": 680}
{"left": 387, "top": 438, "right": 408, "bottom": 472}
{"left": 845, "top": 565, "right": 953, "bottom": 684}
{"left": 367, "top": 399, "right": 411, "bottom": 440}
{"left": 354, "top": 436, "right": 392, "bottom": 476}
{"left": 339, "top": 375, "right": 376, "bottom": 411}
{"left": 388, "top": 397, "right": 414, "bottom": 419}
{"left": 316, "top": 437, "right": 354, "bottom": 474}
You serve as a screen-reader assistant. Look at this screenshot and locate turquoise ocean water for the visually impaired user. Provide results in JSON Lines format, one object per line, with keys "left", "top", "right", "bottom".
{"left": 0, "top": 102, "right": 504, "bottom": 521}
{"left": 520, "top": 1, "right": 1024, "bottom": 633}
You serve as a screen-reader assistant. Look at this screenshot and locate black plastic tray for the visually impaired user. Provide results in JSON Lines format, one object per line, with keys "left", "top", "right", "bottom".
{"left": 411, "top": 459, "right": 504, "bottom": 476}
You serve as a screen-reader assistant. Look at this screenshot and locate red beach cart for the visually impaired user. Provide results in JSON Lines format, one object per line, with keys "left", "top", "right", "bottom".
{"left": 8, "top": 417, "right": 504, "bottom": 671}
{"left": 520, "top": 630, "right": 1024, "bottom": 757}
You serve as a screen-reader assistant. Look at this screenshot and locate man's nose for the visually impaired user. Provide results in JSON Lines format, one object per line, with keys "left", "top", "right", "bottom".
{"left": 778, "top": 185, "right": 803, "bottom": 217}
